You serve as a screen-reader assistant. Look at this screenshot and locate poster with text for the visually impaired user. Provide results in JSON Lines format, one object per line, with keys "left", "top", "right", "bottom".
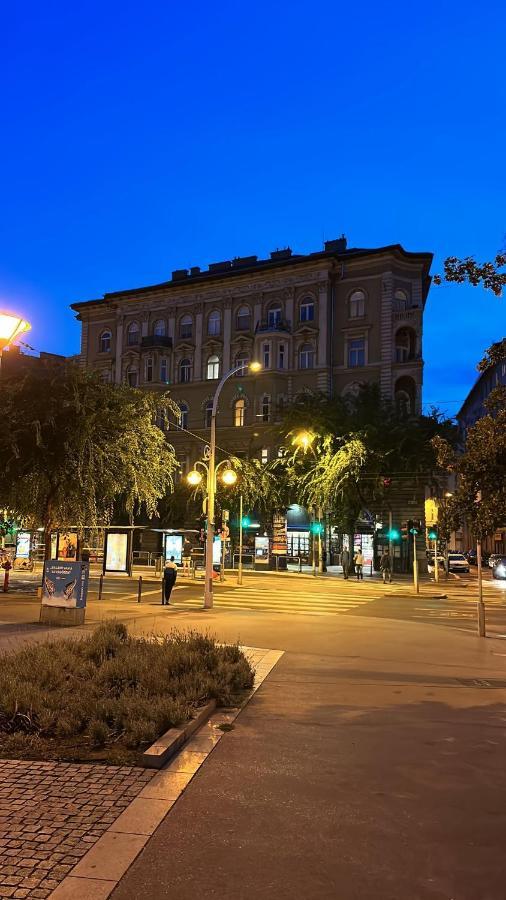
{"left": 105, "top": 532, "right": 128, "bottom": 572}
{"left": 16, "top": 532, "right": 31, "bottom": 559}
{"left": 42, "top": 561, "right": 89, "bottom": 608}
{"left": 57, "top": 532, "right": 78, "bottom": 560}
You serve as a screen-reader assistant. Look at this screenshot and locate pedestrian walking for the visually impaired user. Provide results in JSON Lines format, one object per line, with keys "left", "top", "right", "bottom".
{"left": 162, "top": 556, "right": 178, "bottom": 605}
{"left": 341, "top": 548, "right": 350, "bottom": 579}
{"left": 354, "top": 549, "right": 364, "bottom": 580}
{"left": 379, "top": 550, "right": 392, "bottom": 584}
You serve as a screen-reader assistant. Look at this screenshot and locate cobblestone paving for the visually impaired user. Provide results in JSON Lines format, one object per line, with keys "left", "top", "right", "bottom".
{"left": 0, "top": 760, "right": 154, "bottom": 898}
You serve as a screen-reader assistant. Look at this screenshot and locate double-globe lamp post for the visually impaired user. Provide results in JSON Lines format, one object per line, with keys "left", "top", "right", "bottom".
{"left": 292, "top": 430, "right": 324, "bottom": 575}
{"left": 187, "top": 360, "right": 261, "bottom": 609}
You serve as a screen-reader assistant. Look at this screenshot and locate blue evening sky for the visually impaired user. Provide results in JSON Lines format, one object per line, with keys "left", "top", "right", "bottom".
{"left": 1, "top": 0, "right": 504, "bottom": 417}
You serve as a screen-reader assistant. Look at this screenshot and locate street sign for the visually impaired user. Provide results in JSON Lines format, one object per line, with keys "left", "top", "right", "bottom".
{"left": 222, "top": 509, "right": 230, "bottom": 522}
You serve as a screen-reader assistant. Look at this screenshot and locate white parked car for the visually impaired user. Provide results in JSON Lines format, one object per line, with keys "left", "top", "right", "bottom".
{"left": 427, "top": 552, "right": 469, "bottom": 574}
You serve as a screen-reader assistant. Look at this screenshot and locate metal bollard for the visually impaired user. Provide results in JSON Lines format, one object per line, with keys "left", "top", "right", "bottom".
{"left": 137, "top": 575, "right": 142, "bottom": 603}
{"left": 98, "top": 574, "right": 104, "bottom": 601}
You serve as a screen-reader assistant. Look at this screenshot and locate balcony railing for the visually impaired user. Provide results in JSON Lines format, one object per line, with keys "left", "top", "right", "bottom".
{"left": 141, "top": 335, "right": 173, "bottom": 349}
{"left": 256, "top": 318, "right": 292, "bottom": 334}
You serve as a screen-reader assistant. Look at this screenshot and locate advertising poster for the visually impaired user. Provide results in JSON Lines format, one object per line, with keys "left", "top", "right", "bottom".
{"left": 272, "top": 514, "right": 287, "bottom": 555}
{"left": 213, "top": 535, "right": 222, "bottom": 565}
{"left": 255, "top": 535, "right": 269, "bottom": 563}
{"left": 42, "top": 560, "right": 89, "bottom": 608}
{"left": 164, "top": 533, "right": 183, "bottom": 564}
{"left": 16, "top": 532, "right": 31, "bottom": 559}
{"left": 57, "top": 532, "right": 78, "bottom": 560}
{"left": 105, "top": 532, "right": 128, "bottom": 572}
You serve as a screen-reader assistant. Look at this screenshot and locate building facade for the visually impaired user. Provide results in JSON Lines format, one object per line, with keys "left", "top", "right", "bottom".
{"left": 72, "top": 237, "right": 432, "bottom": 476}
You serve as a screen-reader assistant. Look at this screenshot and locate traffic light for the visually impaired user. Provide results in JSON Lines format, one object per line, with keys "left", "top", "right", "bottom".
{"left": 310, "top": 522, "right": 324, "bottom": 535}
{"left": 428, "top": 526, "right": 438, "bottom": 541}
{"left": 410, "top": 519, "right": 423, "bottom": 535}
{"left": 382, "top": 477, "right": 392, "bottom": 488}
{"left": 387, "top": 527, "right": 400, "bottom": 542}
{"left": 401, "top": 521, "right": 409, "bottom": 541}
{"left": 241, "top": 516, "right": 251, "bottom": 529}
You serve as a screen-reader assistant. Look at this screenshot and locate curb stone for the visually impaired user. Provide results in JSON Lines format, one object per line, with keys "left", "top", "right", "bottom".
{"left": 48, "top": 646, "right": 284, "bottom": 900}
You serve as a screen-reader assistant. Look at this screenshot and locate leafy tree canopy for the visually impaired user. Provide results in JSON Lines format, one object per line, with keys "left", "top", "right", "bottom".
{"left": 0, "top": 364, "right": 179, "bottom": 545}
{"left": 433, "top": 252, "right": 506, "bottom": 297}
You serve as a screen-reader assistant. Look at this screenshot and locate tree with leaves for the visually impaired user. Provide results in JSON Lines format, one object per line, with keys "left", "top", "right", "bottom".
{"left": 433, "top": 252, "right": 506, "bottom": 297}
{"left": 432, "top": 387, "right": 506, "bottom": 540}
{"left": 0, "top": 364, "right": 179, "bottom": 556}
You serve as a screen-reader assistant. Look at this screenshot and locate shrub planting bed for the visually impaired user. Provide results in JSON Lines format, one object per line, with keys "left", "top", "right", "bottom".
{"left": 0, "top": 622, "right": 254, "bottom": 765}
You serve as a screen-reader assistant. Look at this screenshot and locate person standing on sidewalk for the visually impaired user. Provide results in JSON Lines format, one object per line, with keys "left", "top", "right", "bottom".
{"left": 162, "top": 557, "right": 178, "bottom": 605}
{"left": 341, "top": 548, "right": 350, "bottom": 579}
{"left": 354, "top": 549, "right": 364, "bottom": 580}
{"left": 379, "top": 550, "right": 392, "bottom": 584}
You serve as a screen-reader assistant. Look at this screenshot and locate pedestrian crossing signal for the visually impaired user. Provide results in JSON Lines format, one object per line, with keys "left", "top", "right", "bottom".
{"left": 428, "top": 527, "right": 438, "bottom": 540}
{"left": 387, "top": 528, "right": 400, "bottom": 541}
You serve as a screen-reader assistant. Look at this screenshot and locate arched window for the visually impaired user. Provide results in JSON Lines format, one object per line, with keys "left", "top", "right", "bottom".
{"left": 179, "top": 358, "right": 192, "bottom": 383}
{"left": 127, "top": 322, "right": 140, "bottom": 346}
{"left": 99, "top": 330, "right": 112, "bottom": 353}
{"left": 268, "top": 305, "right": 282, "bottom": 328}
{"left": 235, "top": 352, "right": 250, "bottom": 376}
{"left": 207, "top": 355, "right": 220, "bottom": 380}
{"left": 394, "top": 289, "right": 408, "bottom": 311}
{"left": 395, "top": 328, "right": 416, "bottom": 363}
{"left": 207, "top": 310, "right": 221, "bottom": 336}
{"left": 236, "top": 305, "right": 251, "bottom": 331}
{"left": 153, "top": 319, "right": 166, "bottom": 337}
{"left": 349, "top": 291, "right": 365, "bottom": 318}
{"left": 126, "top": 366, "right": 138, "bottom": 387}
{"left": 178, "top": 402, "right": 189, "bottom": 430}
{"left": 299, "top": 298, "right": 315, "bottom": 323}
{"left": 204, "top": 401, "right": 213, "bottom": 428}
{"left": 180, "top": 315, "right": 193, "bottom": 339}
{"left": 299, "top": 343, "right": 315, "bottom": 370}
{"left": 261, "top": 395, "right": 271, "bottom": 422}
{"left": 395, "top": 376, "right": 417, "bottom": 415}
{"left": 234, "top": 398, "right": 245, "bottom": 427}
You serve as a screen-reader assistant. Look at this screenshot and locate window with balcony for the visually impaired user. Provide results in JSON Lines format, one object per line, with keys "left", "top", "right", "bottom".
{"left": 160, "top": 357, "right": 168, "bottom": 383}
{"left": 179, "top": 358, "right": 192, "bottom": 383}
{"left": 180, "top": 315, "right": 193, "bottom": 339}
{"left": 235, "top": 352, "right": 249, "bottom": 375}
{"left": 99, "top": 330, "right": 112, "bottom": 353}
{"left": 234, "top": 398, "right": 245, "bottom": 427}
{"left": 153, "top": 319, "right": 166, "bottom": 337}
{"left": 299, "top": 343, "right": 315, "bottom": 370}
{"left": 348, "top": 338, "right": 365, "bottom": 367}
{"left": 127, "top": 322, "right": 140, "bottom": 346}
{"left": 300, "top": 298, "right": 315, "bottom": 322}
{"left": 395, "top": 327, "right": 416, "bottom": 362}
{"left": 394, "top": 289, "right": 409, "bottom": 311}
{"left": 207, "top": 355, "right": 220, "bottom": 380}
{"left": 268, "top": 306, "right": 282, "bottom": 328}
{"left": 179, "top": 402, "right": 189, "bottom": 430}
{"left": 349, "top": 291, "right": 365, "bottom": 318}
{"left": 236, "top": 305, "right": 251, "bottom": 331}
{"left": 208, "top": 310, "right": 221, "bottom": 336}
{"left": 145, "top": 357, "right": 153, "bottom": 383}
{"left": 263, "top": 342, "right": 271, "bottom": 369}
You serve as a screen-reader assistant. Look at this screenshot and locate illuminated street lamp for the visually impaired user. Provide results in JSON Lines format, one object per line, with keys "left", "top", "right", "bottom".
{"left": 186, "top": 469, "right": 203, "bottom": 487}
{"left": 201, "top": 360, "right": 261, "bottom": 609}
{"left": 0, "top": 313, "right": 31, "bottom": 369}
{"left": 292, "top": 430, "right": 316, "bottom": 451}
{"left": 221, "top": 468, "right": 238, "bottom": 486}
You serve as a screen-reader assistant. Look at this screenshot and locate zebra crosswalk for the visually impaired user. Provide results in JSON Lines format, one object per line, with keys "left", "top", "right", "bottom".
{"left": 204, "top": 582, "right": 383, "bottom": 617}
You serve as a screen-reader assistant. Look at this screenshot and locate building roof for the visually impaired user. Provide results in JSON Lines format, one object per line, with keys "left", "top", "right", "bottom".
{"left": 70, "top": 240, "right": 433, "bottom": 314}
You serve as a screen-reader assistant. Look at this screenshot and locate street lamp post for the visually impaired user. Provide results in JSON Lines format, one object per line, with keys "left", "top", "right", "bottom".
{"left": 238, "top": 494, "right": 244, "bottom": 586}
{"left": 0, "top": 313, "right": 31, "bottom": 371}
{"left": 191, "top": 360, "right": 261, "bottom": 610}
{"left": 292, "top": 431, "right": 325, "bottom": 576}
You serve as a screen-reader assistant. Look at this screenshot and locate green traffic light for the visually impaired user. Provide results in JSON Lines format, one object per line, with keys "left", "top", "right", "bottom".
{"left": 387, "top": 528, "right": 400, "bottom": 541}
{"left": 241, "top": 517, "right": 251, "bottom": 528}
{"left": 428, "top": 529, "right": 438, "bottom": 540}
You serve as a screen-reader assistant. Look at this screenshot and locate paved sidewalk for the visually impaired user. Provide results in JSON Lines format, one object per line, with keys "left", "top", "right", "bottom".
{"left": 111, "top": 616, "right": 506, "bottom": 900}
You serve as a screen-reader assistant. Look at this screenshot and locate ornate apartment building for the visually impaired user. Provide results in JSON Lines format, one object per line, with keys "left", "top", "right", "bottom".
{"left": 72, "top": 238, "right": 432, "bottom": 472}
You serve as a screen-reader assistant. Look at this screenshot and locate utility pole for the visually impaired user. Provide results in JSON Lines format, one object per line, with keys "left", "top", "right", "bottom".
{"left": 238, "top": 495, "right": 243, "bottom": 586}
{"left": 434, "top": 536, "right": 439, "bottom": 583}
{"left": 412, "top": 528, "right": 419, "bottom": 594}
{"left": 477, "top": 537, "right": 486, "bottom": 637}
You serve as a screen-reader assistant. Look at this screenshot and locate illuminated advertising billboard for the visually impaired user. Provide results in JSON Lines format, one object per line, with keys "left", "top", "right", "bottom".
{"left": 164, "top": 533, "right": 183, "bottom": 565}
{"left": 105, "top": 532, "right": 129, "bottom": 572}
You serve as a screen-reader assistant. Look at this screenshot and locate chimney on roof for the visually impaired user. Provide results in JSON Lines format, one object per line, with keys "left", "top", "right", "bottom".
{"left": 324, "top": 235, "right": 347, "bottom": 253}
{"left": 270, "top": 247, "right": 292, "bottom": 260}
{"left": 190, "top": 266, "right": 201, "bottom": 276}
{"left": 172, "top": 269, "right": 189, "bottom": 281}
